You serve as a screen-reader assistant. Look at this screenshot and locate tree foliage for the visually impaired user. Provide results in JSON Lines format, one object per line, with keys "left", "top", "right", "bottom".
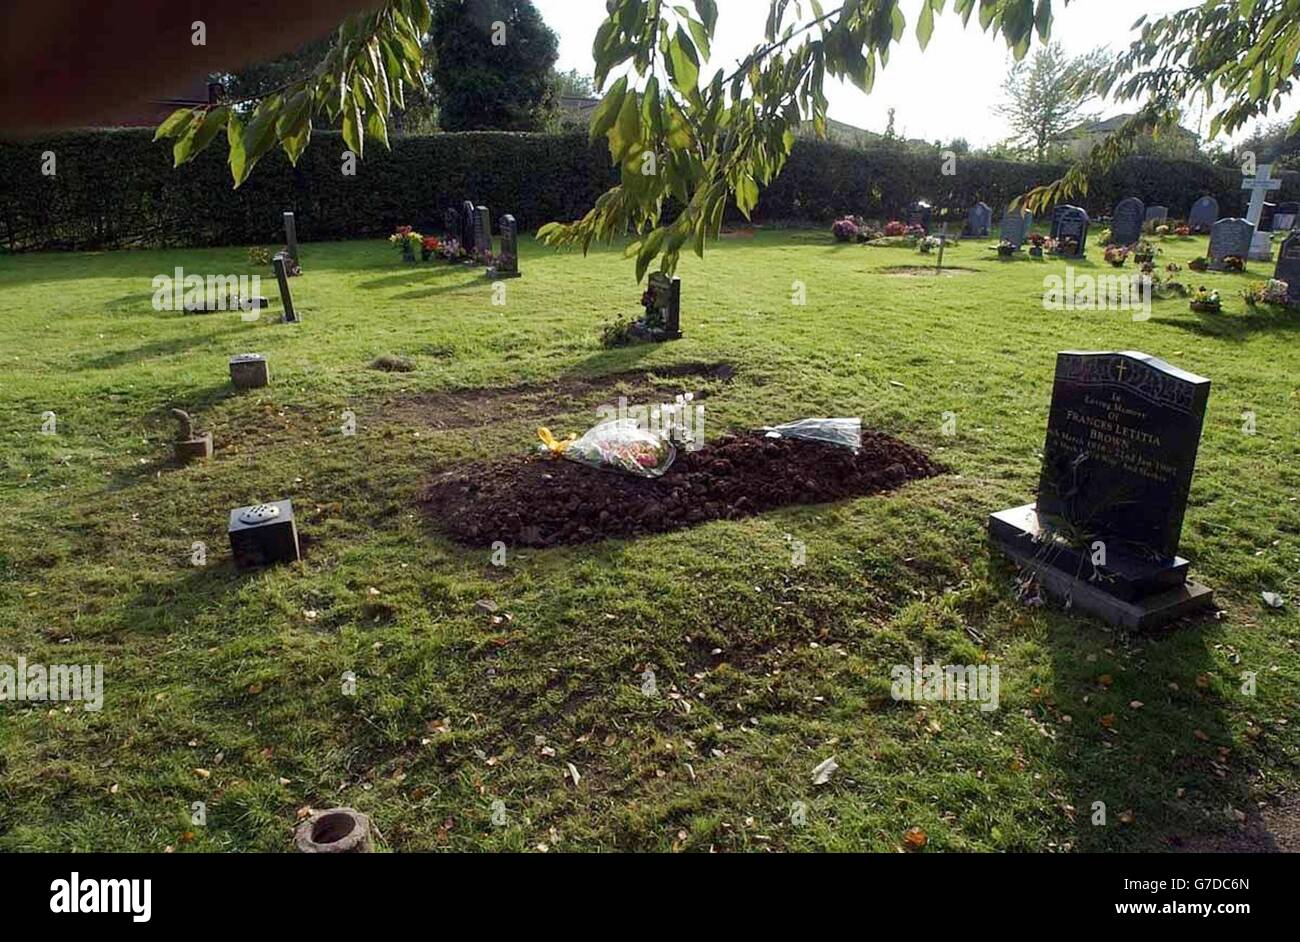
{"left": 429, "top": 0, "right": 559, "bottom": 131}
{"left": 994, "top": 42, "right": 1107, "bottom": 162}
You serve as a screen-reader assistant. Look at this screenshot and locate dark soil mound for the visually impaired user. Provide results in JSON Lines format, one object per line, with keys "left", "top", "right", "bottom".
{"left": 420, "top": 430, "right": 943, "bottom": 547}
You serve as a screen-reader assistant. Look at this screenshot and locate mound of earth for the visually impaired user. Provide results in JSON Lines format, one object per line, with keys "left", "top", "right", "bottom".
{"left": 420, "top": 429, "right": 943, "bottom": 547}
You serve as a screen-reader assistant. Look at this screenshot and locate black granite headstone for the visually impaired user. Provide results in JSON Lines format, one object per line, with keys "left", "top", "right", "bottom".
{"left": 1275, "top": 231, "right": 1300, "bottom": 305}
{"left": 906, "top": 201, "right": 932, "bottom": 233}
{"left": 473, "top": 205, "right": 492, "bottom": 261}
{"left": 1050, "top": 205, "right": 1069, "bottom": 239}
{"left": 273, "top": 255, "right": 298, "bottom": 323}
{"left": 988, "top": 351, "right": 1215, "bottom": 628}
{"left": 1275, "top": 201, "right": 1299, "bottom": 231}
{"left": 1111, "top": 197, "right": 1144, "bottom": 246}
{"left": 1054, "top": 206, "right": 1089, "bottom": 258}
{"left": 461, "top": 200, "right": 476, "bottom": 252}
{"left": 282, "top": 211, "right": 300, "bottom": 272}
{"left": 1259, "top": 202, "right": 1278, "bottom": 232}
{"left": 488, "top": 213, "right": 521, "bottom": 279}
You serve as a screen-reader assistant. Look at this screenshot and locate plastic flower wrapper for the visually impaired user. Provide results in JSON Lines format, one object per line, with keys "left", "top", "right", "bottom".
{"left": 540, "top": 420, "right": 676, "bottom": 479}
{"left": 762, "top": 417, "right": 861, "bottom": 452}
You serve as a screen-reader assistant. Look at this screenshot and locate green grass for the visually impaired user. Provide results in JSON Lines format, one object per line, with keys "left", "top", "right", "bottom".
{"left": 1, "top": 230, "right": 1297, "bottom": 852}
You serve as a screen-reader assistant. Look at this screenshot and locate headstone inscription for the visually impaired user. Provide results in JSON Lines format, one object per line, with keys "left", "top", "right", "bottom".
{"left": 988, "top": 351, "right": 1215, "bottom": 629}
{"left": 228, "top": 500, "right": 301, "bottom": 567}
{"left": 273, "top": 255, "right": 298, "bottom": 323}
{"left": 487, "top": 214, "right": 521, "bottom": 279}
{"left": 472, "top": 205, "right": 492, "bottom": 261}
{"left": 1242, "top": 163, "right": 1282, "bottom": 260}
{"left": 282, "top": 211, "right": 300, "bottom": 272}
{"left": 1208, "top": 217, "right": 1254, "bottom": 270}
{"left": 1275, "top": 201, "right": 1300, "bottom": 232}
{"left": 1275, "top": 231, "right": 1300, "bottom": 305}
{"left": 1111, "top": 197, "right": 1145, "bottom": 246}
{"left": 965, "top": 202, "right": 991, "bottom": 237}
{"left": 1187, "top": 196, "right": 1219, "bottom": 233}
{"left": 1054, "top": 206, "right": 1089, "bottom": 258}
{"left": 1000, "top": 206, "right": 1032, "bottom": 248}
{"left": 1144, "top": 205, "right": 1169, "bottom": 225}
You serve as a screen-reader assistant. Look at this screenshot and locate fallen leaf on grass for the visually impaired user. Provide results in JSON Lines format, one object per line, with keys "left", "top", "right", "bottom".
{"left": 566, "top": 762, "right": 581, "bottom": 787}
{"left": 1262, "top": 592, "right": 1285, "bottom": 609}
{"left": 1118, "top": 809, "right": 1135, "bottom": 825}
{"left": 903, "top": 827, "right": 928, "bottom": 850}
{"left": 811, "top": 756, "right": 839, "bottom": 786}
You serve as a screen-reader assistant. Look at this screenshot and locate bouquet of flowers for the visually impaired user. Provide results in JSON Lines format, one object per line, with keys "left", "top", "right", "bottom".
{"left": 421, "top": 235, "right": 440, "bottom": 260}
{"left": 1223, "top": 255, "right": 1246, "bottom": 272}
{"left": 1190, "top": 286, "right": 1222, "bottom": 312}
{"left": 883, "top": 220, "right": 909, "bottom": 237}
{"left": 389, "top": 225, "right": 422, "bottom": 260}
{"left": 918, "top": 235, "right": 942, "bottom": 254}
{"left": 439, "top": 238, "right": 463, "bottom": 261}
{"left": 1242, "top": 279, "right": 1290, "bottom": 306}
{"left": 540, "top": 420, "right": 676, "bottom": 479}
{"left": 1104, "top": 245, "right": 1129, "bottom": 266}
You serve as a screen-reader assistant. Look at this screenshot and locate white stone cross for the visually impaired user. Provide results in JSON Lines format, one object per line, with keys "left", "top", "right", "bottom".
{"left": 1243, "top": 163, "right": 1282, "bottom": 259}
{"left": 1242, "top": 163, "right": 1282, "bottom": 226}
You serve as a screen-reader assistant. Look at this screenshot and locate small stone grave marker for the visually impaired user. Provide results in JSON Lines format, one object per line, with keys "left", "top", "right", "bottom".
{"left": 1144, "top": 205, "right": 1169, "bottom": 225}
{"left": 228, "top": 500, "right": 300, "bottom": 567}
{"left": 461, "top": 200, "right": 477, "bottom": 254}
{"left": 229, "top": 353, "right": 269, "bottom": 389}
{"left": 473, "top": 205, "right": 492, "bottom": 262}
{"left": 633, "top": 272, "right": 682, "bottom": 342}
{"left": 965, "top": 202, "right": 991, "bottom": 237}
{"left": 170, "top": 408, "right": 212, "bottom": 462}
{"left": 989, "top": 351, "right": 1215, "bottom": 629}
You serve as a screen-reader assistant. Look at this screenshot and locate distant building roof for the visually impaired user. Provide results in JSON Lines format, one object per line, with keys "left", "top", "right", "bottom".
{"left": 1067, "top": 113, "right": 1197, "bottom": 141}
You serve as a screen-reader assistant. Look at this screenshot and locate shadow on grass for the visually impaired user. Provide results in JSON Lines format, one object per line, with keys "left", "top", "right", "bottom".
{"left": 1150, "top": 306, "right": 1300, "bottom": 342}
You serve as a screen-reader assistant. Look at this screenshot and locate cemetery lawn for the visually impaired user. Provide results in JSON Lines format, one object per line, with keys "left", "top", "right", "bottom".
{"left": 2, "top": 230, "right": 1299, "bottom": 853}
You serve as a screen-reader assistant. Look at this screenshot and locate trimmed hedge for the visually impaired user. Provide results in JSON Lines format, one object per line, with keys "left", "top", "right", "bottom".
{"left": 2, "top": 128, "right": 1296, "bottom": 251}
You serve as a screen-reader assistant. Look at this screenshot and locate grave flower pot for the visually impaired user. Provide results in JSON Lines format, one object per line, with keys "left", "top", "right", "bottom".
{"left": 1189, "top": 299, "right": 1222, "bottom": 313}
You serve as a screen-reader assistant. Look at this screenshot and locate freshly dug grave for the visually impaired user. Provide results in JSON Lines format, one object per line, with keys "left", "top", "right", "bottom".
{"left": 420, "top": 430, "right": 943, "bottom": 547}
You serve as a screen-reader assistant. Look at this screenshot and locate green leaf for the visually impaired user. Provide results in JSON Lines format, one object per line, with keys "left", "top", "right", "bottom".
{"left": 342, "top": 94, "right": 364, "bottom": 158}
{"left": 695, "top": 0, "right": 718, "bottom": 32}
{"left": 917, "top": 1, "right": 935, "bottom": 50}
{"left": 154, "top": 107, "right": 195, "bottom": 142}
{"left": 589, "top": 76, "right": 628, "bottom": 142}
{"left": 668, "top": 26, "right": 700, "bottom": 93}
{"left": 189, "top": 106, "right": 229, "bottom": 157}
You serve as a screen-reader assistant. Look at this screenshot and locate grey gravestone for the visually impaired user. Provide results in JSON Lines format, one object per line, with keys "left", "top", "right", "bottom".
{"left": 1275, "top": 201, "right": 1299, "bottom": 231}
{"left": 1187, "top": 196, "right": 1219, "bottom": 233}
{"left": 228, "top": 500, "right": 300, "bottom": 567}
{"left": 1000, "top": 206, "right": 1032, "bottom": 249}
{"left": 965, "top": 201, "right": 991, "bottom": 237}
{"left": 989, "top": 351, "right": 1214, "bottom": 629}
{"left": 1208, "top": 217, "right": 1254, "bottom": 270}
{"left": 273, "top": 255, "right": 298, "bottom": 323}
{"left": 1275, "top": 232, "right": 1300, "bottom": 305}
{"left": 1111, "top": 197, "right": 1145, "bottom": 246}
{"left": 473, "top": 206, "right": 492, "bottom": 261}
{"left": 229, "top": 353, "right": 269, "bottom": 389}
{"left": 282, "top": 211, "right": 300, "bottom": 272}
{"left": 1054, "top": 206, "right": 1089, "bottom": 258}
{"left": 488, "top": 214, "right": 521, "bottom": 279}
{"left": 633, "top": 272, "right": 682, "bottom": 342}
{"left": 1144, "top": 205, "right": 1168, "bottom": 225}
{"left": 461, "top": 200, "right": 476, "bottom": 252}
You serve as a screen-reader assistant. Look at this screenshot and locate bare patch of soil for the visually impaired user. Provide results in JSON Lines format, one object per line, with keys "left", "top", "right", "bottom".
{"left": 383, "top": 362, "right": 735, "bottom": 431}
{"left": 1171, "top": 793, "right": 1300, "bottom": 853}
{"left": 420, "top": 430, "right": 942, "bottom": 547}
{"left": 880, "top": 266, "right": 978, "bottom": 277}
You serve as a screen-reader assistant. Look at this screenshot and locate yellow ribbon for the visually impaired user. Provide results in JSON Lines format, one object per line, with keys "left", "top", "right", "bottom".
{"left": 537, "top": 427, "right": 575, "bottom": 457}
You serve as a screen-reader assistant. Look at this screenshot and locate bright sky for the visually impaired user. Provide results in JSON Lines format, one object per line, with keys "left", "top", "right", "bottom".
{"left": 534, "top": 0, "right": 1291, "bottom": 148}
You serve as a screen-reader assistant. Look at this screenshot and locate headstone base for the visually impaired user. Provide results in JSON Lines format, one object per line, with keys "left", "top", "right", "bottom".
{"left": 989, "top": 504, "right": 1214, "bottom": 630}
{"left": 175, "top": 433, "right": 214, "bottom": 463}
{"left": 1248, "top": 232, "right": 1273, "bottom": 261}
{"left": 486, "top": 267, "right": 521, "bottom": 280}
